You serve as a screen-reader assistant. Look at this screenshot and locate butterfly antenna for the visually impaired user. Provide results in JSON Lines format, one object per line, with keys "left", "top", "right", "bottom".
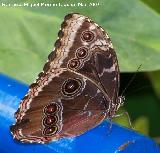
{"left": 121, "top": 64, "right": 142, "bottom": 97}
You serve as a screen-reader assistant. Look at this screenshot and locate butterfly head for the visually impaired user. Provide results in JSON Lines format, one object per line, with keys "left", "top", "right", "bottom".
{"left": 117, "top": 96, "right": 125, "bottom": 108}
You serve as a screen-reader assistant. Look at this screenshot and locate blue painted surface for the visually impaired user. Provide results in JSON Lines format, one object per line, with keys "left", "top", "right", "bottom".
{"left": 0, "top": 73, "right": 160, "bottom": 153}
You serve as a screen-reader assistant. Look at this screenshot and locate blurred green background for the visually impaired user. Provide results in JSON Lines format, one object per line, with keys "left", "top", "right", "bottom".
{"left": 0, "top": 0, "right": 159, "bottom": 141}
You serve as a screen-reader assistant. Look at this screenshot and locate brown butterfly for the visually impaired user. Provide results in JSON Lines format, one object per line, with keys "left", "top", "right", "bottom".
{"left": 10, "top": 13, "right": 124, "bottom": 143}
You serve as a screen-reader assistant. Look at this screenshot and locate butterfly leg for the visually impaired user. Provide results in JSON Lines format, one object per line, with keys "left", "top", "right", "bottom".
{"left": 106, "top": 118, "right": 113, "bottom": 135}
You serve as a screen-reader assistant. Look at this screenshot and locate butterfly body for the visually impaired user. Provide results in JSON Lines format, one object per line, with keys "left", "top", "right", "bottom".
{"left": 10, "top": 13, "right": 124, "bottom": 143}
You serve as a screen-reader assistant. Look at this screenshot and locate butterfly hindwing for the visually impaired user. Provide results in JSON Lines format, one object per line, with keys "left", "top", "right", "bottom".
{"left": 10, "top": 69, "right": 107, "bottom": 143}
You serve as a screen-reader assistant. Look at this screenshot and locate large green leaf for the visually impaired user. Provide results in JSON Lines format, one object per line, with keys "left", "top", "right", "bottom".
{"left": 0, "top": 7, "right": 61, "bottom": 83}
{"left": 148, "top": 71, "right": 160, "bottom": 98}
{"left": 0, "top": 0, "right": 160, "bottom": 83}
{"left": 141, "top": 0, "right": 160, "bottom": 13}
{"left": 125, "top": 88, "right": 160, "bottom": 137}
{"left": 133, "top": 116, "right": 149, "bottom": 135}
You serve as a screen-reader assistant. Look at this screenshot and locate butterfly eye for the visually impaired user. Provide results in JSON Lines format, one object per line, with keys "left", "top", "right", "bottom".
{"left": 44, "top": 103, "right": 59, "bottom": 115}
{"left": 81, "top": 30, "right": 94, "bottom": 42}
{"left": 62, "top": 78, "right": 82, "bottom": 96}
{"left": 43, "top": 115, "right": 57, "bottom": 126}
{"left": 68, "top": 59, "right": 80, "bottom": 69}
{"left": 76, "top": 47, "right": 88, "bottom": 59}
{"left": 43, "top": 126, "right": 58, "bottom": 136}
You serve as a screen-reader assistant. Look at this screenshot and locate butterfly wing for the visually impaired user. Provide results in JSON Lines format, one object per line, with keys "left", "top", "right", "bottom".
{"left": 93, "top": 48, "right": 120, "bottom": 104}
{"left": 63, "top": 13, "right": 120, "bottom": 111}
{"left": 10, "top": 69, "right": 107, "bottom": 143}
{"left": 71, "top": 15, "right": 120, "bottom": 104}
{"left": 10, "top": 13, "right": 120, "bottom": 143}
{"left": 37, "top": 13, "right": 119, "bottom": 103}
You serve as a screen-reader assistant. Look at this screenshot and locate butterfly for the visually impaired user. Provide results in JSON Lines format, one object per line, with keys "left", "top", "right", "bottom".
{"left": 10, "top": 13, "right": 124, "bottom": 143}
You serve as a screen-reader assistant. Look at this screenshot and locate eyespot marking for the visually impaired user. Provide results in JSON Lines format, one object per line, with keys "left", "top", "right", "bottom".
{"left": 81, "top": 30, "right": 95, "bottom": 42}
{"left": 68, "top": 59, "right": 80, "bottom": 70}
{"left": 43, "top": 126, "right": 58, "bottom": 136}
{"left": 43, "top": 115, "right": 58, "bottom": 126}
{"left": 61, "top": 78, "right": 83, "bottom": 97}
{"left": 44, "top": 103, "right": 60, "bottom": 115}
{"left": 76, "top": 47, "right": 88, "bottom": 59}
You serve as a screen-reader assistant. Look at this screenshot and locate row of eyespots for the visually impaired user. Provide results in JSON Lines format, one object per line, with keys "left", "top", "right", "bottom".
{"left": 68, "top": 30, "right": 95, "bottom": 70}
{"left": 42, "top": 103, "right": 60, "bottom": 136}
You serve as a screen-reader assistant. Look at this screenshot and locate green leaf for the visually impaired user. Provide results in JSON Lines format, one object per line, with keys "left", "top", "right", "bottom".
{"left": 125, "top": 86, "right": 160, "bottom": 137}
{"left": 113, "top": 109, "right": 131, "bottom": 128}
{"left": 148, "top": 71, "right": 160, "bottom": 98}
{"left": 0, "top": 7, "right": 61, "bottom": 83}
{"left": 0, "top": 0, "right": 160, "bottom": 83}
{"left": 133, "top": 116, "right": 149, "bottom": 135}
{"left": 141, "top": 0, "right": 160, "bottom": 13}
